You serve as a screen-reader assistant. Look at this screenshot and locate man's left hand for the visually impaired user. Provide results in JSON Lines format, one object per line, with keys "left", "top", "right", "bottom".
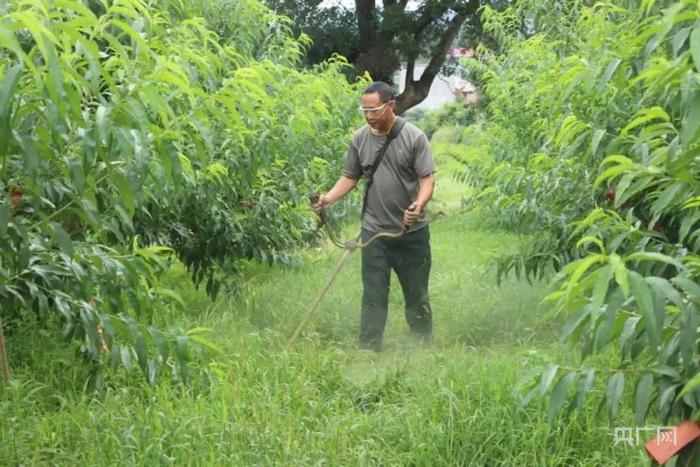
{"left": 403, "top": 202, "right": 422, "bottom": 226}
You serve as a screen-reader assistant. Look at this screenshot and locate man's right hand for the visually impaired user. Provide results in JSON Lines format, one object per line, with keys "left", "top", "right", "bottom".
{"left": 310, "top": 177, "right": 357, "bottom": 216}
{"left": 311, "top": 193, "right": 330, "bottom": 215}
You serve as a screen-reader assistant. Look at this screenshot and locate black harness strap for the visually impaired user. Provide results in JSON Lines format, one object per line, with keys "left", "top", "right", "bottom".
{"left": 361, "top": 118, "right": 406, "bottom": 219}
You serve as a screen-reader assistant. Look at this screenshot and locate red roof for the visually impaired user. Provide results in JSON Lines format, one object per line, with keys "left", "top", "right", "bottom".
{"left": 449, "top": 48, "right": 475, "bottom": 58}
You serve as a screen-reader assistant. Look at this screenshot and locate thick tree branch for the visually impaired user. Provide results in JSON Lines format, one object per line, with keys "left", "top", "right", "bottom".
{"left": 420, "top": 12, "right": 465, "bottom": 85}
{"left": 405, "top": 55, "right": 416, "bottom": 90}
{"left": 412, "top": 4, "right": 446, "bottom": 36}
{"left": 397, "top": 2, "right": 478, "bottom": 114}
{"left": 379, "top": 0, "right": 401, "bottom": 42}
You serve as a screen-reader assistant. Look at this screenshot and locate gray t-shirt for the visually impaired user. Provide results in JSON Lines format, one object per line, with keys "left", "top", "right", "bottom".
{"left": 342, "top": 117, "right": 436, "bottom": 233}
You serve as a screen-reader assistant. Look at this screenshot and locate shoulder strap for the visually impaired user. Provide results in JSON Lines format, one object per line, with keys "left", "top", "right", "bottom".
{"left": 361, "top": 118, "right": 406, "bottom": 219}
{"left": 367, "top": 118, "right": 406, "bottom": 182}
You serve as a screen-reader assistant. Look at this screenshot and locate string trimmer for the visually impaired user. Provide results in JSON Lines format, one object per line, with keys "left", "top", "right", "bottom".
{"left": 287, "top": 193, "right": 410, "bottom": 344}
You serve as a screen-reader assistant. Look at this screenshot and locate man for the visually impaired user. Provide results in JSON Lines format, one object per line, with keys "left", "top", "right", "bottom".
{"left": 312, "top": 81, "right": 436, "bottom": 352}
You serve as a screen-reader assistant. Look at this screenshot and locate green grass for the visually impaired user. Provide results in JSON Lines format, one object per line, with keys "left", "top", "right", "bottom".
{"left": 0, "top": 144, "right": 651, "bottom": 465}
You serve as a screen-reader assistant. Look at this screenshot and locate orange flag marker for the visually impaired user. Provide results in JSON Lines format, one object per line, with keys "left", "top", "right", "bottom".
{"left": 644, "top": 421, "right": 700, "bottom": 465}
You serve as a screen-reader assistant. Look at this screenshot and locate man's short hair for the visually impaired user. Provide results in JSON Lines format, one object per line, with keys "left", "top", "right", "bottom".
{"left": 363, "top": 81, "right": 395, "bottom": 102}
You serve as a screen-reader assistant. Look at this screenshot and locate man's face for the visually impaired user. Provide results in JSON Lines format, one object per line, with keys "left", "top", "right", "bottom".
{"left": 361, "top": 92, "right": 395, "bottom": 131}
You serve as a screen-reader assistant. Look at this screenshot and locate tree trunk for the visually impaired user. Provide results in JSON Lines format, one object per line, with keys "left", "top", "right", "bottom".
{"left": 355, "top": 42, "right": 401, "bottom": 83}
{"left": 355, "top": 0, "right": 376, "bottom": 50}
{"left": 354, "top": 0, "right": 400, "bottom": 82}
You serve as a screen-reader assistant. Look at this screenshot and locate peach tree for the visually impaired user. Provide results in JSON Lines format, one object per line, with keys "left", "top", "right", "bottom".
{"left": 0, "top": 0, "right": 362, "bottom": 385}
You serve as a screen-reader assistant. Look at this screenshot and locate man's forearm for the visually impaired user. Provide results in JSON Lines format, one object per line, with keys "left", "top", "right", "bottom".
{"left": 415, "top": 173, "right": 435, "bottom": 210}
{"left": 325, "top": 176, "right": 358, "bottom": 205}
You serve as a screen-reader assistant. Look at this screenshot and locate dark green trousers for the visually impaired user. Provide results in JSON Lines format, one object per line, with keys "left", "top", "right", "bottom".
{"left": 359, "top": 225, "right": 432, "bottom": 351}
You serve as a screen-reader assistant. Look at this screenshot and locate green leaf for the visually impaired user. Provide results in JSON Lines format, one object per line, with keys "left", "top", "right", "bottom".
{"left": 561, "top": 306, "right": 590, "bottom": 342}
{"left": 681, "top": 94, "right": 700, "bottom": 146}
{"left": 613, "top": 173, "right": 633, "bottom": 208}
{"left": 155, "top": 287, "right": 185, "bottom": 307}
{"left": 648, "top": 3, "right": 686, "bottom": 54}
{"left": 679, "top": 210, "right": 700, "bottom": 243}
{"left": 0, "top": 203, "right": 10, "bottom": 236}
{"left": 148, "top": 326, "right": 168, "bottom": 361}
{"left": 549, "top": 372, "right": 577, "bottom": 422}
{"left": 576, "top": 236, "right": 605, "bottom": 253}
{"left": 671, "top": 26, "right": 692, "bottom": 56}
{"left": 679, "top": 308, "right": 697, "bottom": 371}
{"left": 0, "top": 64, "right": 22, "bottom": 157}
{"left": 78, "top": 199, "right": 100, "bottom": 227}
{"left": 645, "top": 277, "right": 684, "bottom": 310}
{"left": 594, "top": 298, "right": 618, "bottom": 351}
{"left": 96, "top": 105, "right": 110, "bottom": 144}
{"left": 110, "top": 344, "right": 121, "bottom": 371}
{"left": 651, "top": 182, "right": 685, "bottom": 215}
{"left": 606, "top": 371, "right": 625, "bottom": 421}
{"left": 0, "top": 23, "right": 26, "bottom": 61}
{"left": 673, "top": 276, "right": 700, "bottom": 304}
{"left": 569, "top": 254, "right": 605, "bottom": 287}
{"left": 571, "top": 369, "right": 595, "bottom": 412}
{"left": 519, "top": 382, "right": 541, "bottom": 409}
{"left": 591, "top": 265, "right": 613, "bottom": 312}
{"left": 590, "top": 129, "right": 606, "bottom": 157}
{"left": 635, "top": 373, "right": 654, "bottom": 425}
{"left": 616, "top": 175, "right": 654, "bottom": 209}
{"left": 175, "top": 335, "right": 189, "bottom": 383}
{"left": 626, "top": 251, "right": 684, "bottom": 270}
{"left": 121, "top": 346, "right": 132, "bottom": 373}
{"left": 15, "top": 132, "right": 39, "bottom": 179}
{"left": 147, "top": 359, "right": 158, "bottom": 385}
{"left": 556, "top": 114, "right": 586, "bottom": 146}
{"left": 622, "top": 107, "right": 670, "bottom": 135}
{"left": 657, "top": 383, "right": 681, "bottom": 417}
{"left": 188, "top": 334, "right": 223, "bottom": 355}
{"left": 629, "top": 271, "right": 659, "bottom": 354}
{"left": 619, "top": 316, "right": 640, "bottom": 356}
{"left": 598, "top": 57, "right": 622, "bottom": 92}
{"left": 690, "top": 24, "right": 700, "bottom": 72}
{"left": 50, "top": 222, "right": 74, "bottom": 256}
{"left": 599, "top": 154, "right": 635, "bottom": 167}
{"left": 681, "top": 196, "right": 700, "bottom": 209}
{"left": 111, "top": 173, "right": 135, "bottom": 217}
{"left": 135, "top": 332, "right": 147, "bottom": 373}
{"left": 651, "top": 365, "right": 681, "bottom": 380}
{"left": 540, "top": 364, "right": 559, "bottom": 396}
{"left": 594, "top": 164, "right": 632, "bottom": 187}
{"left": 610, "top": 254, "right": 630, "bottom": 298}
{"left": 110, "top": 19, "right": 149, "bottom": 57}
{"left": 678, "top": 374, "right": 700, "bottom": 399}
{"left": 81, "top": 309, "right": 100, "bottom": 356}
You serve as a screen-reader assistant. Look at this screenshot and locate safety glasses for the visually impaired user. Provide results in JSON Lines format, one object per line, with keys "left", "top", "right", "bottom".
{"left": 359, "top": 100, "right": 394, "bottom": 116}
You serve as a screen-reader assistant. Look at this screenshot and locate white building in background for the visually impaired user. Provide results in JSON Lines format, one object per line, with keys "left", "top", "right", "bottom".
{"left": 395, "top": 52, "right": 479, "bottom": 111}
{"left": 449, "top": 76, "right": 478, "bottom": 104}
{"left": 449, "top": 47, "right": 476, "bottom": 58}
{"left": 394, "top": 60, "right": 456, "bottom": 111}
